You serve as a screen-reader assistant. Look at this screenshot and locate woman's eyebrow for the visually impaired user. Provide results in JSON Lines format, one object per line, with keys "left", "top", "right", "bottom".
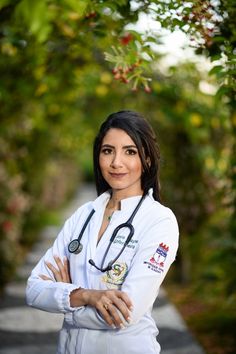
{"left": 123, "top": 145, "right": 138, "bottom": 149}
{"left": 101, "top": 144, "right": 114, "bottom": 148}
{"left": 101, "top": 144, "right": 137, "bottom": 149}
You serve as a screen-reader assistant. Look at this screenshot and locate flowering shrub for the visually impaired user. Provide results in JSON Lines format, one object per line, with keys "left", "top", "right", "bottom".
{"left": 105, "top": 32, "right": 154, "bottom": 93}
{"left": 0, "top": 164, "right": 30, "bottom": 289}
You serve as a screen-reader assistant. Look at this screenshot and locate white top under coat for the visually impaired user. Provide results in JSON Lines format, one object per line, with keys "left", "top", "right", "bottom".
{"left": 26, "top": 189, "right": 179, "bottom": 354}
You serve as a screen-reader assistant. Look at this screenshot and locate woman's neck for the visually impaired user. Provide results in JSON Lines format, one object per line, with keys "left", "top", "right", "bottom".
{"left": 106, "top": 197, "right": 121, "bottom": 210}
{"left": 107, "top": 189, "right": 143, "bottom": 210}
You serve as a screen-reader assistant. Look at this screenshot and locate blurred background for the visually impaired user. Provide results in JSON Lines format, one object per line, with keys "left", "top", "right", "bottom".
{"left": 0, "top": 1, "right": 235, "bottom": 353}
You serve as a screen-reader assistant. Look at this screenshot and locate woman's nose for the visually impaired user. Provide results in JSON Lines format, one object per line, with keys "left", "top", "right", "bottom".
{"left": 110, "top": 152, "right": 123, "bottom": 168}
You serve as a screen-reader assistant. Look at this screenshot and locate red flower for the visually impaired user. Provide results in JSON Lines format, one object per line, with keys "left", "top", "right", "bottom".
{"left": 120, "top": 33, "right": 133, "bottom": 46}
{"left": 85, "top": 11, "right": 96, "bottom": 19}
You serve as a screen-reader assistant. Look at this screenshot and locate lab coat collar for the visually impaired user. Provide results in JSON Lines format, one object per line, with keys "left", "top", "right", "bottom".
{"left": 92, "top": 188, "right": 154, "bottom": 211}
{"left": 92, "top": 191, "right": 111, "bottom": 211}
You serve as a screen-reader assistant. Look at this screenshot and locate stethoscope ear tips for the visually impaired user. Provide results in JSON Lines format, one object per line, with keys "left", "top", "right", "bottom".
{"left": 68, "top": 240, "right": 83, "bottom": 254}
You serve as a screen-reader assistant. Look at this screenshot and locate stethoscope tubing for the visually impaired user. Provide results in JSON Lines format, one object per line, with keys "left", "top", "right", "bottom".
{"left": 69, "top": 194, "right": 146, "bottom": 272}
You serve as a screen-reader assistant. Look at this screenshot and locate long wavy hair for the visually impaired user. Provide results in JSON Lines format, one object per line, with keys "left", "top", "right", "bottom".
{"left": 93, "top": 110, "right": 161, "bottom": 201}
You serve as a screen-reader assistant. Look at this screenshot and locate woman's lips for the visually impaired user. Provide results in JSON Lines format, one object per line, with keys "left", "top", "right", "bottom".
{"left": 109, "top": 173, "right": 127, "bottom": 178}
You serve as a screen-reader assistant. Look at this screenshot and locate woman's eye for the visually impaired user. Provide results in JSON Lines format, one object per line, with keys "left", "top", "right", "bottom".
{"left": 126, "top": 149, "right": 137, "bottom": 155}
{"left": 101, "top": 148, "right": 112, "bottom": 155}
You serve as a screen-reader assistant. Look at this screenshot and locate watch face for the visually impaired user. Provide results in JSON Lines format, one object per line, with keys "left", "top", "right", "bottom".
{"left": 68, "top": 240, "right": 83, "bottom": 254}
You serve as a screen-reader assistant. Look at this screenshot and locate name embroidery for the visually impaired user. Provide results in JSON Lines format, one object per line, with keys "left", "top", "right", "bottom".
{"left": 113, "top": 235, "right": 138, "bottom": 249}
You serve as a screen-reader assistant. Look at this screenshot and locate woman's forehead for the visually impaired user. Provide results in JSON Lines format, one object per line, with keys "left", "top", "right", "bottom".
{"left": 102, "top": 128, "right": 136, "bottom": 145}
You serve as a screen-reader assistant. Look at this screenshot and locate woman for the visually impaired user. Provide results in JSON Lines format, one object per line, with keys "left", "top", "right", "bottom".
{"left": 26, "top": 110, "right": 179, "bottom": 354}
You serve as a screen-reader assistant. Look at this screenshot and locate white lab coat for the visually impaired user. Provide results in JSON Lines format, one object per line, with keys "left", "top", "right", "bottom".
{"left": 26, "top": 189, "right": 179, "bottom": 354}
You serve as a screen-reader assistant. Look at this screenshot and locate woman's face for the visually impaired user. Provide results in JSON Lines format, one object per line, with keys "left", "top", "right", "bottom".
{"left": 99, "top": 128, "right": 143, "bottom": 196}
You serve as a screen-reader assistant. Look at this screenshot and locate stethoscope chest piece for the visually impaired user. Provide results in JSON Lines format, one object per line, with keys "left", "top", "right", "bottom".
{"left": 68, "top": 239, "right": 83, "bottom": 254}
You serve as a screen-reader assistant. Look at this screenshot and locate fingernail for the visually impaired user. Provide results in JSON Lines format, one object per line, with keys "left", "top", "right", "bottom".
{"left": 129, "top": 306, "right": 134, "bottom": 311}
{"left": 127, "top": 316, "right": 131, "bottom": 323}
{"left": 120, "top": 324, "right": 126, "bottom": 330}
{"left": 111, "top": 324, "right": 116, "bottom": 329}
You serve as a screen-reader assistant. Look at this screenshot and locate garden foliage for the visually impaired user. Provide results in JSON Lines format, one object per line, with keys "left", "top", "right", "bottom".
{"left": 0, "top": 0, "right": 235, "bottom": 323}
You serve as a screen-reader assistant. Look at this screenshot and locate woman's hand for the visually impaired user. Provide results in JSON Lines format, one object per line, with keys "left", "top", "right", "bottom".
{"left": 40, "top": 255, "right": 71, "bottom": 283}
{"left": 40, "top": 256, "right": 133, "bottom": 329}
{"left": 70, "top": 288, "right": 133, "bottom": 329}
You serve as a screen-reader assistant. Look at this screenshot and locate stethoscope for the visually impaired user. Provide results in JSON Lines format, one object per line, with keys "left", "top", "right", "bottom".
{"left": 68, "top": 194, "right": 146, "bottom": 272}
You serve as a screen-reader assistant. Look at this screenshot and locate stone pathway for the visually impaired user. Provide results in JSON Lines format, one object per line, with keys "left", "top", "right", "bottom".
{"left": 0, "top": 184, "right": 205, "bottom": 354}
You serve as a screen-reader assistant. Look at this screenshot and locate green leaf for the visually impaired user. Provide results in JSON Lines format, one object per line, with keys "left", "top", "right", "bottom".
{"left": 63, "top": 0, "right": 88, "bottom": 15}
{"left": 15, "top": 0, "right": 52, "bottom": 42}
{"left": 210, "top": 54, "right": 222, "bottom": 62}
{"left": 172, "top": 18, "right": 182, "bottom": 27}
{"left": 215, "top": 85, "right": 231, "bottom": 99}
{"left": 213, "top": 36, "right": 225, "bottom": 43}
{"left": 209, "top": 65, "right": 223, "bottom": 76}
